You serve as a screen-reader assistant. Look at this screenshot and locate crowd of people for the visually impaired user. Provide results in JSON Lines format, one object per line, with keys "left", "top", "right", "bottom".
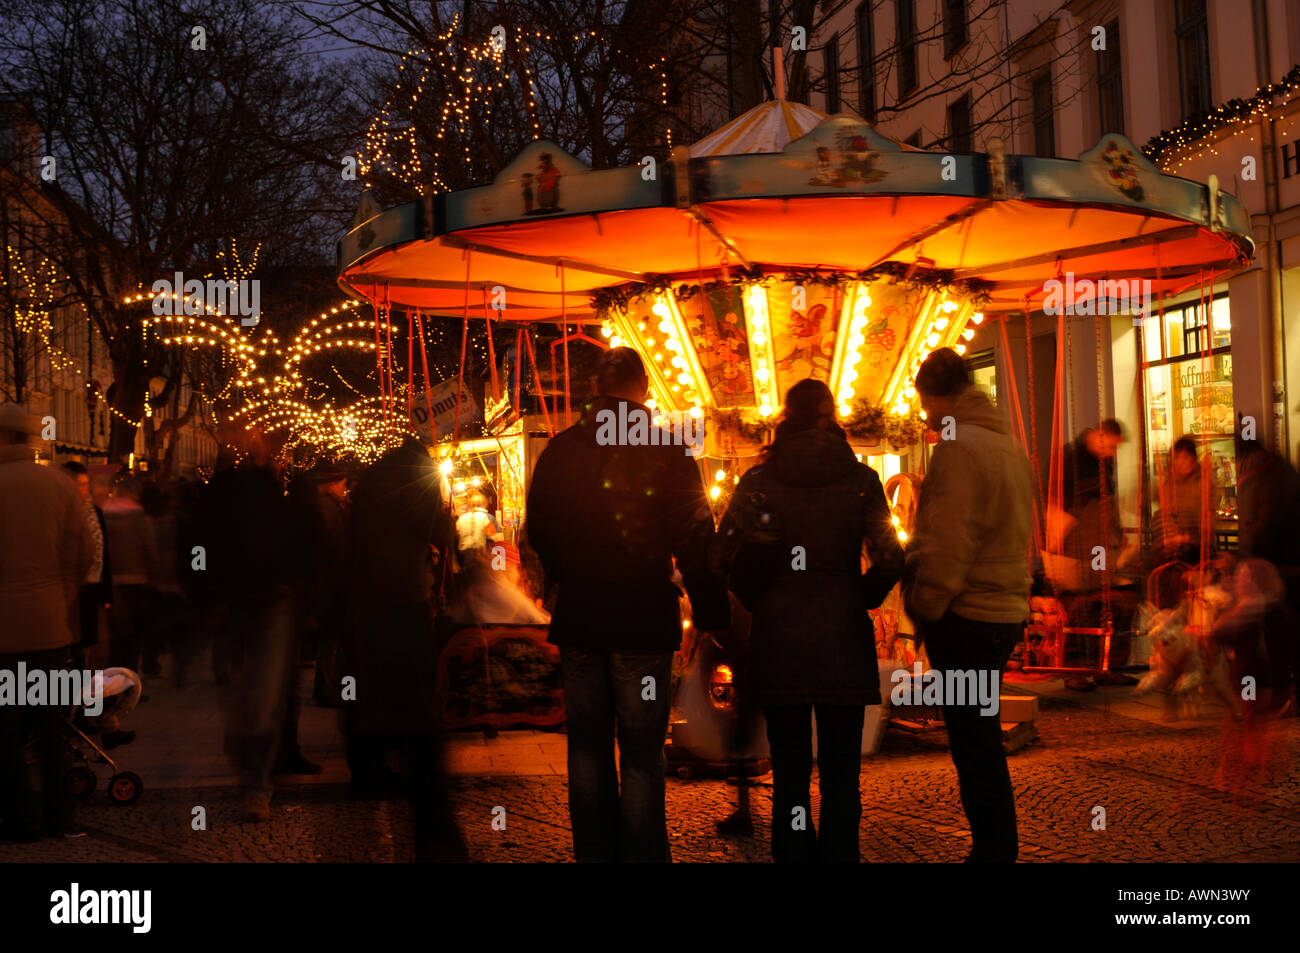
{"left": 2, "top": 340, "right": 1298, "bottom": 862}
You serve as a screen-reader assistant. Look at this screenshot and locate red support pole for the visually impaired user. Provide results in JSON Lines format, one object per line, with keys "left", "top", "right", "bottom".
{"left": 455, "top": 252, "right": 472, "bottom": 445}
{"left": 373, "top": 298, "right": 388, "bottom": 448}
{"left": 416, "top": 310, "right": 437, "bottom": 443}
{"left": 513, "top": 328, "right": 523, "bottom": 416}
{"left": 561, "top": 264, "right": 571, "bottom": 427}
{"left": 406, "top": 309, "right": 414, "bottom": 426}
{"left": 483, "top": 288, "right": 500, "bottom": 403}
{"left": 523, "top": 328, "right": 555, "bottom": 436}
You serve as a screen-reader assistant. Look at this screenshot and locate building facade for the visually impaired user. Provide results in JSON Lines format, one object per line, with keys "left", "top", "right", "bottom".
{"left": 767, "top": 0, "right": 1300, "bottom": 548}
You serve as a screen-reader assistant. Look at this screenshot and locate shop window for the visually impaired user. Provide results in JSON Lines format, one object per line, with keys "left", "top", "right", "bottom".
{"left": 897, "top": 0, "right": 918, "bottom": 99}
{"left": 943, "top": 0, "right": 967, "bottom": 59}
{"left": 1175, "top": 0, "right": 1212, "bottom": 120}
{"left": 824, "top": 34, "right": 841, "bottom": 113}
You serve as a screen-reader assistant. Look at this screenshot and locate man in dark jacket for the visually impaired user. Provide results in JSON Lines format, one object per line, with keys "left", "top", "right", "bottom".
{"left": 527, "top": 347, "right": 728, "bottom": 862}
{"left": 905, "top": 349, "right": 1033, "bottom": 863}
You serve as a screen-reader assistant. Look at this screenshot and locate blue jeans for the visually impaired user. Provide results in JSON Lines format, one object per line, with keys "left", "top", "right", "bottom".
{"left": 559, "top": 647, "right": 673, "bottom": 862}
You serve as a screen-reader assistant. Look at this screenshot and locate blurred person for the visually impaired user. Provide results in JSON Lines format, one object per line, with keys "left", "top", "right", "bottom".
{"left": 0, "top": 404, "right": 91, "bottom": 840}
{"left": 528, "top": 347, "right": 729, "bottom": 863}
{"left": 345, "top": 437, "right": 465, "bottom": 861}
{"left": 140, "top": 481, "right": 184, "bottom": 678}
{"left": 1156, "top": 436, "right": 1212, "bottom": 565}
{"left": 456, "top": 489, "right": 501, "bottom": 557}
{"left": 716, "top": 378, "right": 903, "bottom": 863}
{"left": 1235, "top": 434, "right": 1300, "bottom": 715}
{"left": 194, "top": 428, "right": 298, "bottom": 821}
{"left": 905, "top": 349, "right": 1033, "bottom": 863}
{"left": 1045, "top": 417, "right": 1130, "bottom": 689}
{"left": 102, "top": 473, "right": 155, "bottom": 743}
{"left": 294, "top": 463, "right": 350, "bottom": 708}
{"left": 60, "top": 462, "right": 111, "bottom": 668}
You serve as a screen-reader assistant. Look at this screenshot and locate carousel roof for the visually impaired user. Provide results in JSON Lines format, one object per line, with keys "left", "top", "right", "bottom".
{"left": 338, "top": 113, "right": 1254, "bottom": 323}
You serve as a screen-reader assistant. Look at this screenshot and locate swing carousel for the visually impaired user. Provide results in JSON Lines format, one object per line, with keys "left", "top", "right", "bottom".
{"left": 336, "top": 98, "right": 1254, "bottom": 735}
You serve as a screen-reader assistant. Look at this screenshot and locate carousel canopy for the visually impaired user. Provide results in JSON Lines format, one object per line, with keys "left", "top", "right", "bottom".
{"left": 338, "top": 114, "right": 1252, "bottom": 323}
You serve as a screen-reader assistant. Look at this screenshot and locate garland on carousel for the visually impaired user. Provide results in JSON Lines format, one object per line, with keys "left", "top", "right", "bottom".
{"left": 591, "top": 263, "right": 992, "bottom": 317}
{"left": 841, "top": 397, "right": 927, "bottom": 450}
{"left": 705, "top": 399, "right": 926, "bottom": 450}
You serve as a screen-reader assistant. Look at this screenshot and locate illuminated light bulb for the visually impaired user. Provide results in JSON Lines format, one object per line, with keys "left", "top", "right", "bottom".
{"left": 839, "top": 388, "right": 854, "bottom": 401}
{"left": 847, "top": 351, "right": 862, "bottom": 366}
{"left": 645, "top": 338, "right": 655, "bottom": 347}
{"left": 638, "top": 322, "right": 646, "bottom": 331}
{"left": 756, "top": 367, "right": 769, "bottom": 382}
{"left": 646, "top": 398, "right": 658, "bottom": 409}
{"left": 955, "top": 343, "right": 967, "bottom": 355}
{"left": 652, "top": 302, "right": 670, "bottom": 318}
{"left": 439, "top": 460, "right": 453, "bottom": 475}
{"left": 752, "top": 332, "right": 767, "bottom": 346}
{"left": 671, "top": 356, "right": 684, "bottom": 368}
{"left": 971, "top": 312, "right": 984, "bottom": 324}
{"left": 689, "top": 406, "right": 702, "bottom": 419}
{"left": 677, "top": 373, "right": 691, "bottom": 385}
{"left": 893, "top": 402, "right": 908, "bottom": 415}
{"left": 600, "top": 326, "right": 612, "bottom": 338}
{"left": 672, "top": 385, "right": 681, "bottom": 392}
{"left": 658, "top": 320, "right": 672, "bottom": 333}
{"left": 759, "top": 404, "right": 773, "bottom": 417}
{"left": 454, "top": 480, "right": 466, "bottom": 493}
{"left": 715, "top": 469, "right": 726, "bottom": 482}
{"left": 927, "top": 333, "right": 941, "bottom": 347}
{"left": 839, "top": 403, "right": 852, "bottom": 417}
{"left": 892, "top": 515, "right": 901, "bottom": 527}
{"left": 850, "top": 334, "right": 866, "bottom": 349}
{"left": 942, "top": 301, "right": 957, "bottom": 313}
{"left": 844, "top": 368, "right": 858, "bottom": 383}
{"left": 709, "top": 485, "right": 722, "bottom": 500}
{"left": 962, "top": 328, "right": 975, "bottom": 341}
{"left": 897, "top": 529, "right": 909, "bottom": 543}
{"left": 934, "top": 318, "right": 949, "bottom": 331}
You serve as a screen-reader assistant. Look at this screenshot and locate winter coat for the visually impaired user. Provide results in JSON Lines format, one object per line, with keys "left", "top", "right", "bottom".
{"left": 716, "top": 427, "right": 904, "bottom": 707}
{"left": 103, "top": 496, "right": 155, "bottom": 587}
{"left": 526, "top": 396, "right": 729, "bottom": 652}
{"left": 905, "top": 386, "right": 1033, "bottom": 625}
{"left": 0, "top": 445, "right": 92, "bottom": 653}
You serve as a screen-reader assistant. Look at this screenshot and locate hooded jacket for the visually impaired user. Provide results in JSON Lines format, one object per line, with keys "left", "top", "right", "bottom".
{"left": 526, "top": 396, "right": 728, "bottom": 651}
{"left": 717, "top": 427, "right": 903, "bottom": 706}
{"left": 905, "top": 386, "right": 1033, "bottom": 625}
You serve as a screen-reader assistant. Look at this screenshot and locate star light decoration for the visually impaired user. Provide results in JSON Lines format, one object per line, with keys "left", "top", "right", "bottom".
{"left": 361, "top": 17, "right": 673, "bottom": 195}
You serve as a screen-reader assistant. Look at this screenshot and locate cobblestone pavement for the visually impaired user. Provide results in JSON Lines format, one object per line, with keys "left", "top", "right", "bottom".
{"left": 3, "top": 685, "right": 1298, "bottom": 863}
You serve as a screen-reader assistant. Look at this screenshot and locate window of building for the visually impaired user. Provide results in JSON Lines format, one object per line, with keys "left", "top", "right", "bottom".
{"left": 824, "top": 34, "right": 841, "bottom": 113}
{"left": 947, "top": 93, "right": 972, "bottom": 153}
{"left": 1175, "top": 0, "right": 1212, "bottom": 119}
{"left": 1140, "top": 293, "right": 1236, "bottom": 521}
{"left": 1096, "top": 17, "right": 1124, "bottom": 134}
{"left": 967, "top": 348, "right": 996, "bottom": 404}
{"left": 856, "top": 2, "right": 876, "bottom": 122}
{"left": 1031, "top": 70, "right": 1055, "bottom": 157}
{"left": 943, "top": 0, "right": 968, "bottom": 59}
{"left": 897, "top": 0, "right": 918, "bottom": 99}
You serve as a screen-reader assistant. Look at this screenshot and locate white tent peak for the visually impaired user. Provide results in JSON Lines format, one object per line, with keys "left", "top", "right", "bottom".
{"left": 689, "top": 100, "right": 909, "bottom": 157}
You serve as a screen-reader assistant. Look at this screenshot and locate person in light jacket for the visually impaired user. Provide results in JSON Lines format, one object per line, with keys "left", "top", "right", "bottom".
{"left": 904, "top": 349, "right": 1033, "bottom": 863}
{"left": 0, "top": 404, "right": 91, "bottom": 840}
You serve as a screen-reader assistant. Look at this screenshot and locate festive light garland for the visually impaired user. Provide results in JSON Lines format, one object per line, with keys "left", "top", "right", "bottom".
{"left": 1143, "top": 64, "right": 1300, "bottom": 168}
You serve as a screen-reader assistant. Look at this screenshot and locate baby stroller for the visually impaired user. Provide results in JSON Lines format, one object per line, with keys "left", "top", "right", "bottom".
{"left": 64, "top": 668, "right": 144, "bottom": 805}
